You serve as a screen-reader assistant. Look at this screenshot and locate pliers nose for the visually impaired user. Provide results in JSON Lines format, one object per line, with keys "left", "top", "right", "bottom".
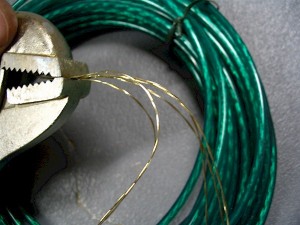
{"left": 0, "top": 12, "right": 90, "bottom": 161}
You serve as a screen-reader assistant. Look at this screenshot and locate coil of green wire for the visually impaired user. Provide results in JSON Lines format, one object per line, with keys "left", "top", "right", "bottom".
{"left": 0, "top": 0, "right": 276, "bottom": 224}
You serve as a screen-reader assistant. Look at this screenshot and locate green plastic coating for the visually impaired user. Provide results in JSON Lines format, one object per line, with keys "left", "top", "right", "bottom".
{"left": 0, "top": 0, "right": 276, "bottom": 224}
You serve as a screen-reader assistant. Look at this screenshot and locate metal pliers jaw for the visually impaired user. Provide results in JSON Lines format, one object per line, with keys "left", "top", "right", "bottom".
{"left": 0, "top": 12, "right": 90, "bottom": 161}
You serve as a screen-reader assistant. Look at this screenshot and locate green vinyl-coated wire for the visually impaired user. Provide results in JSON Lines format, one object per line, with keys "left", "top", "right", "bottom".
{"left": 0, "top": 0, "right": 276, "bottom": 224}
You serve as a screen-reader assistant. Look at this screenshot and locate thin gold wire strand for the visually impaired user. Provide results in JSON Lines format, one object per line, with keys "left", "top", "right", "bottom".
{"left": 75, "top": 72, "right": 228, "bottom": 224}
{"left": 95, "top": 71, "right": 229, "bottom": 224}
{"left": 135, "top": 76, "right": 229, "bottom": 224}
{"left": 78, "top": 71, "right": 229, "bottom": 224}
{"left": 79, "top": 78, "right": 160, "bottom": 225}
{"left": 145, "top": 88, "right": 210, "bottom": 224}
{"left": 142, "top": 88, "right": 221, "bottom": 224}
{"left": 74, "top": 80, "right": 158, "bottom": 223}
{"left": 70, "top": 71, "right": 229, "bottom": 225}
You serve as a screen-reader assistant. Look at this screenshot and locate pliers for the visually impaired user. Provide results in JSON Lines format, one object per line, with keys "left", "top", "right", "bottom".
{"left": 0, "top": 12, "right": 90, "bottom": 161}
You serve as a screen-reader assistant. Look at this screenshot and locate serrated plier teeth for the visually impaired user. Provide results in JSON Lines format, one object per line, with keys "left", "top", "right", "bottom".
{"left": 0, "top": 12, "right": 90, "bottom": 161}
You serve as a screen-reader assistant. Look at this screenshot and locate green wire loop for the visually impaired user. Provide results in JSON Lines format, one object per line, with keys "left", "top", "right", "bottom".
{"left": 1, "top": 0, "right": 276, "bottom": 224}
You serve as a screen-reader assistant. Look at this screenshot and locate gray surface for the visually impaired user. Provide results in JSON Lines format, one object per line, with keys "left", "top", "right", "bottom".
{"left": 10, "top": 0, "right": 300, "bottom": 224}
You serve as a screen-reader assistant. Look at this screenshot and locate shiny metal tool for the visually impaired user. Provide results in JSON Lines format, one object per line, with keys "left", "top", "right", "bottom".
{"left": 0, "top": 12, "right": 90, "bottom": 161}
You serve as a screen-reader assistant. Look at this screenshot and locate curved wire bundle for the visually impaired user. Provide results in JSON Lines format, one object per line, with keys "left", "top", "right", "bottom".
{"left": 0, "top": 0, "right": 276, "bottom": 224}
